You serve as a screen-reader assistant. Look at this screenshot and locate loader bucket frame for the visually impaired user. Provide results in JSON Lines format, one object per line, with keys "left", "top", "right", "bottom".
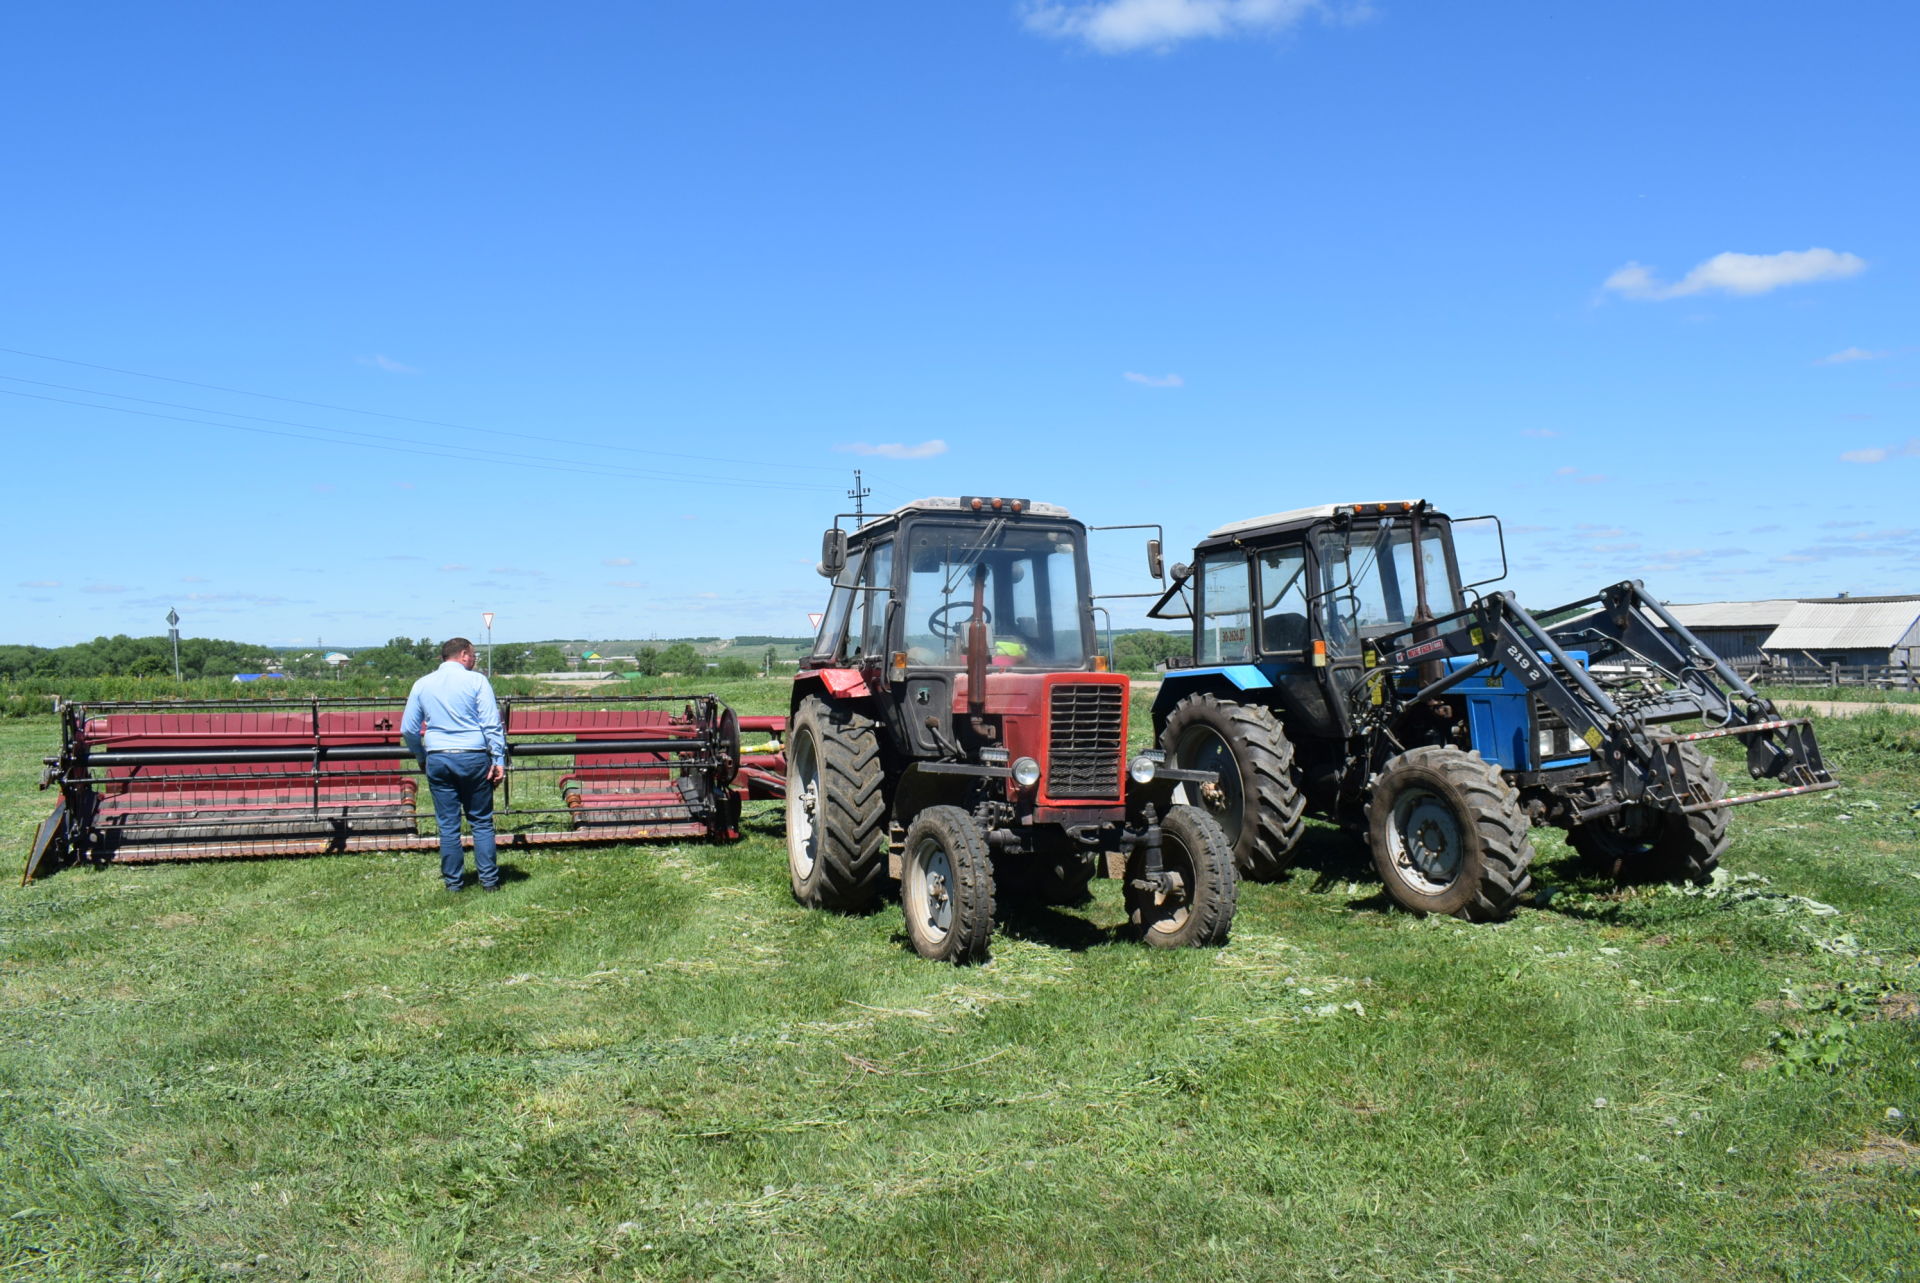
{"left": 1370, "top": 580, "right": 1836, "bottom": 822}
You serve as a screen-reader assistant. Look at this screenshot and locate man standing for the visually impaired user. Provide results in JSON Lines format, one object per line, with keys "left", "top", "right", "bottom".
{"left": 402, "top": 638, "right": 507, "bottom": 891}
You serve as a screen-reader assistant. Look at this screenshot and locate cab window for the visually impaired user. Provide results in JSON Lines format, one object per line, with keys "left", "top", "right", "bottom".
{"left": 1197, "top": 552, "right": 1252, "bottom": 664}
{"left": 849, "top": 541, "right": 893, "bottom": 662}
{"left": 1257, "top": 545, "right": 1310, "bottom": 654}
{"left": 810, "top": 548, "right": 864, "bottom": 662}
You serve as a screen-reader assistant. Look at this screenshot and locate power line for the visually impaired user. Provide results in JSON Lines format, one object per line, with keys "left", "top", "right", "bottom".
{"left": 0, "top": 343, "right": 847, "bottom": 473}
{"left": 0, "top": 374, "right": 831, "bottom": 491}
{"left": 0, "top": 388, "right": 838, "bottom": 492}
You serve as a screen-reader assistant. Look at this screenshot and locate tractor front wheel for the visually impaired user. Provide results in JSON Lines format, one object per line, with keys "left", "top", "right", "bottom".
{"left": 1365, "top": 746, "right": 1534, "bottom": 922}
{"left": 1567, "top": 742, "right": 1728, "bottom": 885}
{"left": 785, "top": 696, "right": 887, "bottom": 912}
{"left": 1126, "top": 805, "right": 1237, "bottom": 948}
{"left": 900, "top": 806, "right": 996, "bottom": 964}
{"left": 1160, "top": 692, "right": 1305, "bottom": 881}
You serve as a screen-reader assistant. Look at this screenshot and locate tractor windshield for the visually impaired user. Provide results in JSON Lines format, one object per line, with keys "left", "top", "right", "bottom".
{"left": 901, "top": 521, "right": 1090, "bottom": 669}
{"left": 1314, "top": 519, "right": 1453, "bottom": 654}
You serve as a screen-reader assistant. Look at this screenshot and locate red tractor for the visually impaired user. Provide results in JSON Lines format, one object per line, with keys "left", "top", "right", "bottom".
{"left": 786, "top": 495, "right": 1237, "bottom": 963}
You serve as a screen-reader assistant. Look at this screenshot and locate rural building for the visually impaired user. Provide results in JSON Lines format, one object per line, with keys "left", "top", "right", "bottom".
{"left": 1661, "top": 599, "right": 1796, "bottom": 666}
{"left": 1761, "top": 596, "right": 1920, "bottom": 669}
{"left": 1664, "top": 594, "right": 1920, "bottom": 672}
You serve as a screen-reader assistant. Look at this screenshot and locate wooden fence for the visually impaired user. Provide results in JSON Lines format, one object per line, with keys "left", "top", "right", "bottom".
{"left": 1739, "top": 663, "right": 1919, "bottom": 691}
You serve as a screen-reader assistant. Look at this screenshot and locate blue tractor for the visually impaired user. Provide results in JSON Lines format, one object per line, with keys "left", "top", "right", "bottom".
{"left": 1148, "top": 500, "right": 1837, "bottom": 921}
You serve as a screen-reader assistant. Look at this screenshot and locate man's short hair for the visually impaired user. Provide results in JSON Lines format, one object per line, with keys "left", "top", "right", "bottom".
{"left": 441, "top": 637, "right": 474, "bottom": 661}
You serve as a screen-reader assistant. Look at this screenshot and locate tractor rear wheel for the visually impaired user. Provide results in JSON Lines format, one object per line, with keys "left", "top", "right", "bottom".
{"left": 785, "top": 696, "right": 887, "bottom": 912}
{"left": 1160, "top": 692, "right": 1305, "bottom": 881}
{"left": 1567, "top": 742, "right": 1728, "bottom": 885}
{"left": 900, "top": 806, "right": 996, "bottom": 964}
{"left": 1365, "top": 746, "right": 1534, "bottom": 922}
{"left": 1126, "top": 805, "right": 1237, "bottom": 948}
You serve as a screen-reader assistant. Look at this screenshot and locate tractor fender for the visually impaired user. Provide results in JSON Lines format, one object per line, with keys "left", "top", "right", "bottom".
{"left": 1151, "top": 665, "right": 1275, "bottom": 734}
{"left": 790, "top": 668, "right": 873, "bottom": 716}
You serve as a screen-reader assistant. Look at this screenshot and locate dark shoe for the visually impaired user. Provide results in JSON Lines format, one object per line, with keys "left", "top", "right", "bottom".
{"left": 445, "top": 884, "right": 466, "bottom": 893}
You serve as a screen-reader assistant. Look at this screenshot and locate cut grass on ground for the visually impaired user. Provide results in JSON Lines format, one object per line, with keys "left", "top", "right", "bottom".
{"left": 2, "top": 691, "right": 1917, "bottom": 1281}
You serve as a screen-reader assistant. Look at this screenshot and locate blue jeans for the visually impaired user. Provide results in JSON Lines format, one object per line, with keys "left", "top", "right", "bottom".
{"left": 425, "top": 751, "right": 498, "bottom": 888}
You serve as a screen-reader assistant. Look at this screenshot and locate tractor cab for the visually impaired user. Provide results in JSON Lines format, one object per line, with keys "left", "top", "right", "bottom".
{"left": 1152, "top": 501, "right": 1482, "bottom": 743}
{"left": 810, "top": 496, "right": 1094, "bottom": 683}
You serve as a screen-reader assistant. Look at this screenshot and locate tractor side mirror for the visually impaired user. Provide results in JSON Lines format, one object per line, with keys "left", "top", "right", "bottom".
{"left": 818, "top": 528, "right": 848, "bottom": 579}
{"left": 1452, "top": 515, "right": 1508, "bottom": 590}
{"left": 1146, "top": 538, "right": 1164, "bottom": 581}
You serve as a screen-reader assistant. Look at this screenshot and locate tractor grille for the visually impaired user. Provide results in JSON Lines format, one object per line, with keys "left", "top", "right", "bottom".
{"left": 1046, "top": 683, "right": 1124, "bottom": 800}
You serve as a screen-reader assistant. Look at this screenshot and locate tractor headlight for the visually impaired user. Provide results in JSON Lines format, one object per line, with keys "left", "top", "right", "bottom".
{"left": 1129, "top": 754, "right": 1159, "bottom": 784}
{"left": 1012, "top": 756, "right": 1042, "bottom": 788}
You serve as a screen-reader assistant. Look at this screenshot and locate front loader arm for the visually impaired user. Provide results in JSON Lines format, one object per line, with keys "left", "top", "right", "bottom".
{"left": 1375, "top": 588, "right": 1837, "bottom": 822}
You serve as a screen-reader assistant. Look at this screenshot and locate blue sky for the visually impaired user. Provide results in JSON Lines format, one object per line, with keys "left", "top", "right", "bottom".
{"left": 4, "top": 1, "right": 1915, "bottom": 648}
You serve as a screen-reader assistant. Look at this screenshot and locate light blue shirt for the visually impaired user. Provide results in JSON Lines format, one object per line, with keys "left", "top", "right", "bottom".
{"left": 401, "top": 661, "right": 505, "bottom": 765}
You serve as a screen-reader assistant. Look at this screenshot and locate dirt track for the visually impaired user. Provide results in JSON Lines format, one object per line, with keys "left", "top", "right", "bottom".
{"left": 1771, "top": 699, "right": 1920, "bottom": 719}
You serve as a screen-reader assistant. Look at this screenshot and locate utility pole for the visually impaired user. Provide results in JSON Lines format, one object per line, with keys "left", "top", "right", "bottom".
{"left": 166, "top": 608, "right": 181, "bottom": 681}
{"left": 482, "top": 612, "right": 495, "bottom": 677}
{"left": 848, "top": 469, "right": 870, "bottom": 526}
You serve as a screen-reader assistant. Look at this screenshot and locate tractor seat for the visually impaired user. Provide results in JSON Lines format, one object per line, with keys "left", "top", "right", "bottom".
{"left": 1262, "top": 612, "right": 1309, "bottom": 652}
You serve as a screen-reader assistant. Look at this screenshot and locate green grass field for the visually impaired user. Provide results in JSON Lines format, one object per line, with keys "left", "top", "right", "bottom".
{"left": 3, "top": 685, "right": 1917, "bottom": 1281}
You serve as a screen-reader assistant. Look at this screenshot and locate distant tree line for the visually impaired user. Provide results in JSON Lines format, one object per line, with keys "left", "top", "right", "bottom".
{"left": 0, "top": 635, "right": 578, "bottom": 682}
{"left": 1109, "top": 629, "right": 1189, "bottom": 672}
{"left": 0, "top": 635, "right": 268, "bottom": 680}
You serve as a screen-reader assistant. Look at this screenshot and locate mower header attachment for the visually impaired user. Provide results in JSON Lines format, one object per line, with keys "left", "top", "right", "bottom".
{"left": 23, "top": 693, "right": 787, "bottom": 883}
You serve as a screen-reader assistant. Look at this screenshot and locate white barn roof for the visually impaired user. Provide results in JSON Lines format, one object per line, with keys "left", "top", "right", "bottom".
{"left": 1766, "top": 598, "right": 1920, "bottom": 651}
{"left": 1666, "top": 599, "right": 1797, "bottom": 629}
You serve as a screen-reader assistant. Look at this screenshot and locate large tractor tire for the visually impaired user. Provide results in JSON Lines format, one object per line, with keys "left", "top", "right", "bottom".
{"left": 1365, "top": 746, "right": 1535, "bottom": 922}
{"left": 900, "top": 806, "right": 996, "bottom": 965}
{"left": 1126, "top": 805, "right": 1238, "bottom": 949}
{"left": 785, "top": 696, "right": 887, "bottom": 913}
{"left": 1567, "top": 742, "right": 1729, "bottom": 886}
{"left": 1160, "top": 692, "right": 1305, "bottom": 882}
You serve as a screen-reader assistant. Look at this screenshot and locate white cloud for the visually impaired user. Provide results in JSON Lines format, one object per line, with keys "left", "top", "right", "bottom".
{"left": 1554, "top": 466, "right": 1580, "bottom": 476}
{"left": 1816, "top": 346, "right": 1888, "bottom": 365}
{"left": 1022, "top": 0, "right": 1335, "bottom": 53}
{"left": 603, "top": 556, "right": 634, "bottom": 566}
{"left": 1601, "top": 248, "right": 1865, "bottom": 301}
{"left": 1123, "top": 371, "right": 1185, "bottom": 388}
{"left": 1521, "top": 428, "right": 1559, "bottom": 438}
{"left": 608, "top": 580, "right": 648, "bottom": 589}
{"left": 357, "top": 354, "right": 419, "bottom": 375}
{"left": 835, "top": 440, "right": 949, "bottom": 460}
{"left": 1840, "top": 437, "right": 1920, "bottom": 465}
{"left": 18, "top": 579, "right": 60, "bottom": 588}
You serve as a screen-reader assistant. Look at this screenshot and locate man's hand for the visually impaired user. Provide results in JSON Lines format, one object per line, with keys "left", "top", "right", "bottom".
{"left": 488, "top": 763, "right": 506, "bottom": 784}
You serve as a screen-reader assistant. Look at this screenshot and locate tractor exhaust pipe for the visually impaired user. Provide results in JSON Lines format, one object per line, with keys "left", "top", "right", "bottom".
{"left": 967, "top": 563, "right": 989, "bottom": 715}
